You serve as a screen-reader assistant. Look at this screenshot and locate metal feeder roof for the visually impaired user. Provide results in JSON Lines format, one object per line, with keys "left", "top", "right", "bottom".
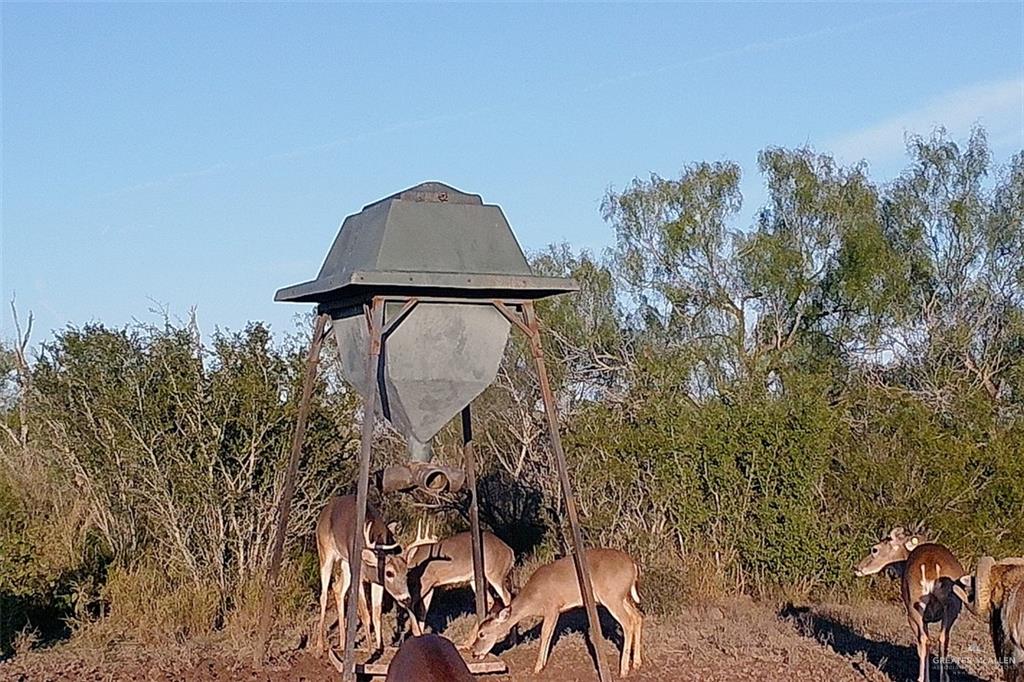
{"left": 274, "top": 181, "right": 578, "bottom": 307}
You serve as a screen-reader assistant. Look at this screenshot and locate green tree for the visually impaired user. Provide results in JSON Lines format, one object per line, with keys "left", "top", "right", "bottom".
{"left": 883, "top": 128, "right": 1024, "bottom": 406}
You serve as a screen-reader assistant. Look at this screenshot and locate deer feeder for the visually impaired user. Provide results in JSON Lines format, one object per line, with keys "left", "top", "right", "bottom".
{"left": 272, "top": 182, "right": 612, "bottom": 682}
{"left": 275, "top": 182, "right": 575, "bottom": 463}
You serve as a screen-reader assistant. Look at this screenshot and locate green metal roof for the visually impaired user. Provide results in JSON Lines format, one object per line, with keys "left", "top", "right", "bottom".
{"left": 275, "top": 182, "right": 578, "bottom": 305}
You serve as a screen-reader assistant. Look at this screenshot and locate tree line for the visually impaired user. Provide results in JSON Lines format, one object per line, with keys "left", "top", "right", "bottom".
{"left": 1, "top": 127, "right": 1021, "bottom": 655}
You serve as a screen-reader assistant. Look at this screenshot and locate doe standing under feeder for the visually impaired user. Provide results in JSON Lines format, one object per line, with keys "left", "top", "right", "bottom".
{"left": 258, "top": 182, "right": 612, "bottom": 681}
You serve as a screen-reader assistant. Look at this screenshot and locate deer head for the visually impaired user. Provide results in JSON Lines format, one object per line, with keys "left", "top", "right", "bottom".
{"left": 854, "top": 527, "right": 924, "bottom": 577}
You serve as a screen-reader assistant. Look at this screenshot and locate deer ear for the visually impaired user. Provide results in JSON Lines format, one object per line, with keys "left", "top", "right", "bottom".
{"left": 904, "top": 536, "right": 919, "bottom": 551}
{"left": 889, "top": 527, "right": 905, "bottom": 540}
{"left": 362, "top": 548, "right": 379, "bottom": 567}
{"left": 496, "top": 607, "right": 511, "bottom": 623}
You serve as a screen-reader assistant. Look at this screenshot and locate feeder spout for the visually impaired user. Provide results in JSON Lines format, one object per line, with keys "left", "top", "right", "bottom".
{"left": 381, "top": 461, "right": 467, "bottom": 495}
{"left": 408, "top": 436, "right": 433, "bottom": 463}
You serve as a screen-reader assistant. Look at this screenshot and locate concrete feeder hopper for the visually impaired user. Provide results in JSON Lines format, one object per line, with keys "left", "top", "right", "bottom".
{"left": 266, "top": 182, "right": 612, "bottom": 682}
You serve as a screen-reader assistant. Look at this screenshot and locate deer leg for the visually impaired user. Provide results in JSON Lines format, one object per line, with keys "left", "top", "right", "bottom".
{"left": 357, "top": 583, "right": 372, "bottom": 649}
{"left": 634, "top": 610, "right": 643, "bottom": 670}
{"left": 460, "top": 586, "right": 485, "bottom": 649}
{"left": 333, "top": 562, "right": 351, "bottom": 652}
{"left": 938, "top": 601, "right": 957, "bottom": 682}
{"left": 936, "top": 627, "right": 948, "bottom": 682}
{"left": 909, "top": 605, "right": 929, "bottom": 682}
{"left": 491, "top": 576, "right": 516, "bottom": 645}
{"left": 624, "top": 598, "right": 643, "bottom": 670}
{"left": 316, "top": 556, "right": 334, "bottom": 655}
{"left": 419, "top": 588, "right": 435, "bottom": 634}
{"left": 490, "top": 575, "right": 512, "bottom": 609}
{"left": 606, "top": 602, "right": 630, "bottom": 671}
{"left": 370, "top": 582, "right": 384, "bottom": 652}
{"left": 604, "top": 601, "right": 633, "bottom": 677}
{"left": 405, "top": 601, "right": 423, "bottom": 637}
{"left": 534, "top": 612, "right": 558, "bottom": 673}
{"left": 921, "top": 622, "right": 931, "bottom": 682}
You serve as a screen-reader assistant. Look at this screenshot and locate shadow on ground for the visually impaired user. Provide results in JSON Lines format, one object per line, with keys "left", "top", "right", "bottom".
{"left": 416, "top": 586, "right": 477, "bottom": 638}
{"left": 780, "top": 604, "right": 984, "bottom": 682}
{"left": 489, "top": 604, "right": 626, "bottom": 665}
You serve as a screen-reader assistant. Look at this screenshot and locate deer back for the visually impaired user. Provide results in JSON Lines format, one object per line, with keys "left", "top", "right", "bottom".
{"left": 517, "top": 548, "right": 637, "bottom": 615}
{"left": 901, "top": 542, "right": 965, "bottom": 612}
{"left": 411, "top": 532, "right": 513, "bottom": 587}
{"left": 384, "top": 634, "right": 474, "bottom": 682}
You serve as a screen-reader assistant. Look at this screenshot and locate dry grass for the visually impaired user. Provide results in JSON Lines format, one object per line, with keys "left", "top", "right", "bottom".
{"left": 76, "top": 564, "right": 222, "bottom": 647}
{"left": 10, "top": 627, "right": 41, "bottom": 658}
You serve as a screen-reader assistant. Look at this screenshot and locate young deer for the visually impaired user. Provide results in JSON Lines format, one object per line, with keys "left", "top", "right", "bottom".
{"left": 384, "top": 634, "right": 475, "bottom": 682}
{"left": 405, "top": 520, "right": 515, "bottom": 636}
{"left": 470, "top": 548, "right": 642, "bottom": 678}
{"left": 854, "top": 527, "right": 966, "bottom": 682}
{"left": 315, "top": 495, "right": 430, "bottom": 654}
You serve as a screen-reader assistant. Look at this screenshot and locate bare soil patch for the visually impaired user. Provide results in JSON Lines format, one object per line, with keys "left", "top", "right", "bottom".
{"left": 0, "top": 597, "right": 1006, "bottom": 681}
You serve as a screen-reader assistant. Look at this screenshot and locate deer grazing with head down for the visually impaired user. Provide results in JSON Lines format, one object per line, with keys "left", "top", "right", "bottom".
{"left": 954, "top": 556, "right": 1024, "bottom": 682}
{"left": 383, "top": 634, "right": 475, "bottom": 682}
{"left": 469, "top": 547, "right": 642, "bottom": 678}
{"left": 404, "top": 520, "right": 514, "bottom": 637}
{"left": 854, "top": 527, "right": 966, "bottom": 682}
{"left": 314, "top": 495, "right": 432, "bottom": 655}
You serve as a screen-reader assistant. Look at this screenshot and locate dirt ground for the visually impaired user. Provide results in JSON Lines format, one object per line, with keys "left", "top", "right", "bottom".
{"left": 0, "top": 596, "right": 1008, "bottom": 681}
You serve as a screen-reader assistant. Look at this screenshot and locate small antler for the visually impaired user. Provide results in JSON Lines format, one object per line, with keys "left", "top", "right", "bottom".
{"left": 363, "top": 521, "right": 399, "bottom": 552}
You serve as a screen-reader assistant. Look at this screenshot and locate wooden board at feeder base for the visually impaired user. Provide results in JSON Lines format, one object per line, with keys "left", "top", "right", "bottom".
{"left": 353, "top": 647, "right": 507, "bottom": 677}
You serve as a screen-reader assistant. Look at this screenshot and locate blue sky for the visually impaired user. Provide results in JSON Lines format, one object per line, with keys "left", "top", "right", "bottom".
{"left": 2, "top": 2, "right": 1022, "bottom": 344}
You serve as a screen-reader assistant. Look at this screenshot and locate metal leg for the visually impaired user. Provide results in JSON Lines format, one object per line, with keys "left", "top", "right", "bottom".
{"left": 522, "top": 301, "right": 610, "bottom": 682}
{"left": 255, "top": 312, "right": 329, "bottom": 665}
{"left": 342, "top": 298, "right": 384, "bottom": 681}
{"left": 462, "top": 405, "right": 488, "bottom": 621}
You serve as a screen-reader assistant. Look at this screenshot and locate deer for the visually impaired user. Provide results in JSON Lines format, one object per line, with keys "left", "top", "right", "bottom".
{"left": 383, "top": 634, "right": 475, "bottom": 682}
{"left": 469, "top": 547, "right": 642, "bottom": 678}
{"left": 315, "top": 495, "right": 433, "bottom": 655}
{"left": 954, "top": 556, "right": 1024, "bottom": 682}
{"left": 404, "top": 520, "right": 515, "bottom": 638}
{"left": 854, "top": 527, "right": 966, "bottom": 682}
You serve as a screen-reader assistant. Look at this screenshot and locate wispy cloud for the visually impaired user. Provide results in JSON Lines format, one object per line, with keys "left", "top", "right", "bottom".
{"left": 262, "top": 107, "right": 499, "bottom": 164}
{"left": 582, "top": 7, "right": 933, "bottom": 95}
{"left": 96, "top": 109, "right": 496, "bottom": 200}
{"left": 829, "top": 78, "right": 1024, "bottom": 167}
{"left": 100, "top": 161, "right": 232, "bottom": 198}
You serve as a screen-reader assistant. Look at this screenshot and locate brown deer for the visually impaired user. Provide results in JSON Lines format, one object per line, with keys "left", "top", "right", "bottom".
{"left": 954, "top": 556, "right": 1024, "bottom": 682}
{"left": 469, "top": 548, "right": 642, "bottom": 678}
{"left": 314, "top": 495, "right": 430, "bottom": 654}
{"left": 383, "top": 634, "right": 475, "bottom": 682}
{"left": 405, "top": 520, "right": 514, "bottom": 637}
{"left": 854, "top": 527, "right": 966, "bottom": 682}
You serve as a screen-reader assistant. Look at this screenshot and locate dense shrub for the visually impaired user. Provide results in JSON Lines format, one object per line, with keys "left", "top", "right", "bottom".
{"left": 0, "top": 318, "right": 359, "bottom": 655}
